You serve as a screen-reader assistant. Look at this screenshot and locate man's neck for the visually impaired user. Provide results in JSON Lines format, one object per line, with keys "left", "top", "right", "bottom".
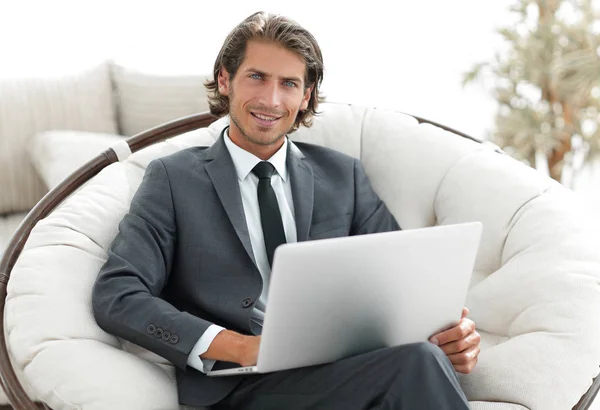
{"left": 227, "top": 127, "right": 285, "bottom": 161}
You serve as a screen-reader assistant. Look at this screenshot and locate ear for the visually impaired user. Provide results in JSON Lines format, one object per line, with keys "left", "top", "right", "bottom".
{"left": 217, "top": 67, "right": 231, "bottom": 96}
{"left": 300, "top": 84, "right": 314, "bottom": 111}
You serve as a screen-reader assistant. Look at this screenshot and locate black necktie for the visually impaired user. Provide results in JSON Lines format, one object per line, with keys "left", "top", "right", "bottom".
{"left": 252, "top": 161, "right": 287, "bottom": 267}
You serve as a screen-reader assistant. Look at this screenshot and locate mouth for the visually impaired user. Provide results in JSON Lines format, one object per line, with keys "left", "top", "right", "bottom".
{"left": 251, "top": 112, "right": 282, "bottom": 127}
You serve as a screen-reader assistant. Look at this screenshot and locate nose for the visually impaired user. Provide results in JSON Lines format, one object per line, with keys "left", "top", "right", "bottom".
{"left": 259, "top": 81, "right": 281, "bottom": 108}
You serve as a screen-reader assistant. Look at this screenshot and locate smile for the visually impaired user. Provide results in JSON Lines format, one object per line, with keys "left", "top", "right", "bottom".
{"left": 251, "top": 112, "right": 281, "bottom": 122}
{"left": 251, "top": 112, "right": 282, "bottom": 127}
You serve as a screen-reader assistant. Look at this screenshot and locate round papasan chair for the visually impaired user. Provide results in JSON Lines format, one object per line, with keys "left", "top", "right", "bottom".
{"left": 0, "top": 102, "right": 599, "bottom": 410}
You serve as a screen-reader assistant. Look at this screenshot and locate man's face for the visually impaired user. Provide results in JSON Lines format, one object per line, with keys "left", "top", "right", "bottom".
{"left": 218, "top": 40, "right": 313, "bottom": 153}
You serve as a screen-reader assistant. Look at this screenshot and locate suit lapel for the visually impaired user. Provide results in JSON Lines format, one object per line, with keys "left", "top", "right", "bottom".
{"left": 204, "top": 128, "right": 257, "bottom": 267}
{"left": 287, "top": 141, "right": 314, "bottom": 242}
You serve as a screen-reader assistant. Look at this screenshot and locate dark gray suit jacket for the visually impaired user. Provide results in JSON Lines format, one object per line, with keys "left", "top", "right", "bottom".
{"left": 92, "top": 128, "right": 400, "bottom": 407}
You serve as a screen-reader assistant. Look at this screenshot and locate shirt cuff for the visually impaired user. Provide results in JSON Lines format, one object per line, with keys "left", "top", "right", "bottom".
{"left": 186, "top": 324, "right": 226, "bottom": 373}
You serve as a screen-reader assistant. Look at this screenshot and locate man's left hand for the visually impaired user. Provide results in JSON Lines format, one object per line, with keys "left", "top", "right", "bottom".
{"left": 429, "top": 307, "right": 481, "bottom": 374}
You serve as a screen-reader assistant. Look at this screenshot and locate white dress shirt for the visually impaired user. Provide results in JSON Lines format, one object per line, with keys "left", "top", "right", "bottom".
{"left": 186, "top": 130, "right": 297, "bottom": 372}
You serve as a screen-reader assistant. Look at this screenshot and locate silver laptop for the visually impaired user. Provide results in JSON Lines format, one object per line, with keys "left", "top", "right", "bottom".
{"left": 207, "top": 221, "right": 482, "bottom": 377}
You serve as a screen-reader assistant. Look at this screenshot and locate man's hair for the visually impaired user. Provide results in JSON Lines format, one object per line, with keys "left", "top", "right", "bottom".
{"left": 205, "top": 11, "right": 325, "bottom": 131}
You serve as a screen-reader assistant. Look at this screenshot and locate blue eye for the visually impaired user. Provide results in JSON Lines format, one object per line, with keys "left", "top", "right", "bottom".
{"left": 283, "top": 81, "right": 297, "bottom": 88}
{"left": 250, "top": 73, "right": 262, "bottom": 80}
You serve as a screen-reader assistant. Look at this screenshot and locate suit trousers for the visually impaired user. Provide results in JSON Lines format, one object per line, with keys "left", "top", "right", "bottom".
{"left": 208, "top": 342, "right": 470, "bottom": 410}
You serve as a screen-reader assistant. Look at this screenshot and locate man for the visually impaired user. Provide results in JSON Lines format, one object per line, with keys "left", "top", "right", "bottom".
{"left": 92, "top": 11, "right": 480, "bottom": 410}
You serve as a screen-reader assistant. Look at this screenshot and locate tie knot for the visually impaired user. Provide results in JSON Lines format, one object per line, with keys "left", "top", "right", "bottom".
{"left": 252, "top": 161, "right": 276, "bottom": 179}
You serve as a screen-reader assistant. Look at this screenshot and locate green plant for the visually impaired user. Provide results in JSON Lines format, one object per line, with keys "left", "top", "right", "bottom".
{"left": 464, "top": 0, "right": 600, "bottom": 185}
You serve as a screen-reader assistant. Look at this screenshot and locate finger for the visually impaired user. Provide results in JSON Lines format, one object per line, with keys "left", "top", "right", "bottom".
{"left": 430, "top": 318, "right": 475, "bottom": 346}
{"left": 453, "top": 355, "right": 478, "bottom": 374}
{"left": 438, "top": 331, "right": 481, "bottom": 355}
{"left": 447, "top": 345, "right": 480, "bottom": 366}
{"left": 461, "top": 307, "right": 469, "bottom": 319}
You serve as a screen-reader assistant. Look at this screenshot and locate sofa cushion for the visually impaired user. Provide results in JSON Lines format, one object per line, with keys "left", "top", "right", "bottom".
{"left": 112, "top": 64, "right": 210, "bottom": 136}
{"left": 28, "top": 130, "right": 126, "bottom": 190}
{"left": 0, "top": 63, "right": 117, "bottom": 215}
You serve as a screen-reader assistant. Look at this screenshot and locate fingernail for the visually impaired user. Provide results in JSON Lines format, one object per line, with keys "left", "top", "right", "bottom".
{"left": 430, "top": 337, "right": 439, "bottom": 345}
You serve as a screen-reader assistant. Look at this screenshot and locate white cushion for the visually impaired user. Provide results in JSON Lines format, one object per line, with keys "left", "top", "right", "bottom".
{"left": 0, "top": 63, "right": 118, "bottom": 215}
{"left": 112, "top": 64, "right": 211, "bottom": 136}
{"left": 28, "top": 130, "right": 126, "bottom": 190}
{"left": 5, "top": 103, "right": 600, "bottom": 409}
{"left": 356, "top": 107, "right": 600, "bottom": 409}
{"left": 470, "top": 403, "right": 528, "bottom": 410}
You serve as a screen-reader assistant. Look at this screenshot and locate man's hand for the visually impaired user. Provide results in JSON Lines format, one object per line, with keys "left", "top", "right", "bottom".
{"left": 237, "top": 335, "right": 261, "bottom": 367}
{"left": 201, "top": 330, "right": 261, "bottom": 367}
{"left": 429, "top": 307, "right": 480, "bottom": 374}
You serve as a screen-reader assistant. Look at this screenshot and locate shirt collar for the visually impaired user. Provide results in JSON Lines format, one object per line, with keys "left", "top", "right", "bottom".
{"left": 223, "top": 128, "right": 289, "bottom": 182}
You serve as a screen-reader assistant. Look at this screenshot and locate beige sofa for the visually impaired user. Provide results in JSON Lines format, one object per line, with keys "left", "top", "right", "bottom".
{"left": 0, "top": 62, "right": 210, "bottom": 257}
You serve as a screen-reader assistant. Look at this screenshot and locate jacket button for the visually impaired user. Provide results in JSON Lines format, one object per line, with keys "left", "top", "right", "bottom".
{"left": 169, "top": 335, "right": 179, "bottom": 344}
{"left": 154, "top": 328, "right": 163, "bottom": 338}
{"left": 146, "top": 324, "right": 156, "bottom": 334}
{"left": 161, "top": 331, "right": 171, "bottom": 341}
{"left": 241, "top": 297, "right": 253, "bottom": 308}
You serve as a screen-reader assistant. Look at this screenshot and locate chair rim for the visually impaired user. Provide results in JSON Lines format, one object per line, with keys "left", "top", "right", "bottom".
{"left": 0, "top": 109, "right": 597, "bottom": 409}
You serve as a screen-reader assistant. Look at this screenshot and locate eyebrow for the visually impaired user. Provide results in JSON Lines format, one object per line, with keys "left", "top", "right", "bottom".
{"left": 245, "top": 67, "right": 303, "bottom": 84}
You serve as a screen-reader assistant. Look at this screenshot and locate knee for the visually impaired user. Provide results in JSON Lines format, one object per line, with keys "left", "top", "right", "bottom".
{"left": 391, "top": 342, "right": 447, "bottom": 364}
{"left": 408, "top": 341, "right": 444, "bottom": 357}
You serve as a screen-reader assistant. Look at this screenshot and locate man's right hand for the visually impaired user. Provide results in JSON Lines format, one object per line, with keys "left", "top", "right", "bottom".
{"left": 200, "top": 330, "right": 261, "bottom": 367}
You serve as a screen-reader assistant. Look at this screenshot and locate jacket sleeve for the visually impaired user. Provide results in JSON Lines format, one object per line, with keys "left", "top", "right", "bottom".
{"left": 350, "top": 159, "right": 401, "bottom": 235}
{"left": 92, "top": 159, "right": 214, "bottom": 371}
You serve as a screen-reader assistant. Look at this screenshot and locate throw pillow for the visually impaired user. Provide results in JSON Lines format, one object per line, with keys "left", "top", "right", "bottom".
{"left": 28, "top": 130, "right": 125, "bottom": 190}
